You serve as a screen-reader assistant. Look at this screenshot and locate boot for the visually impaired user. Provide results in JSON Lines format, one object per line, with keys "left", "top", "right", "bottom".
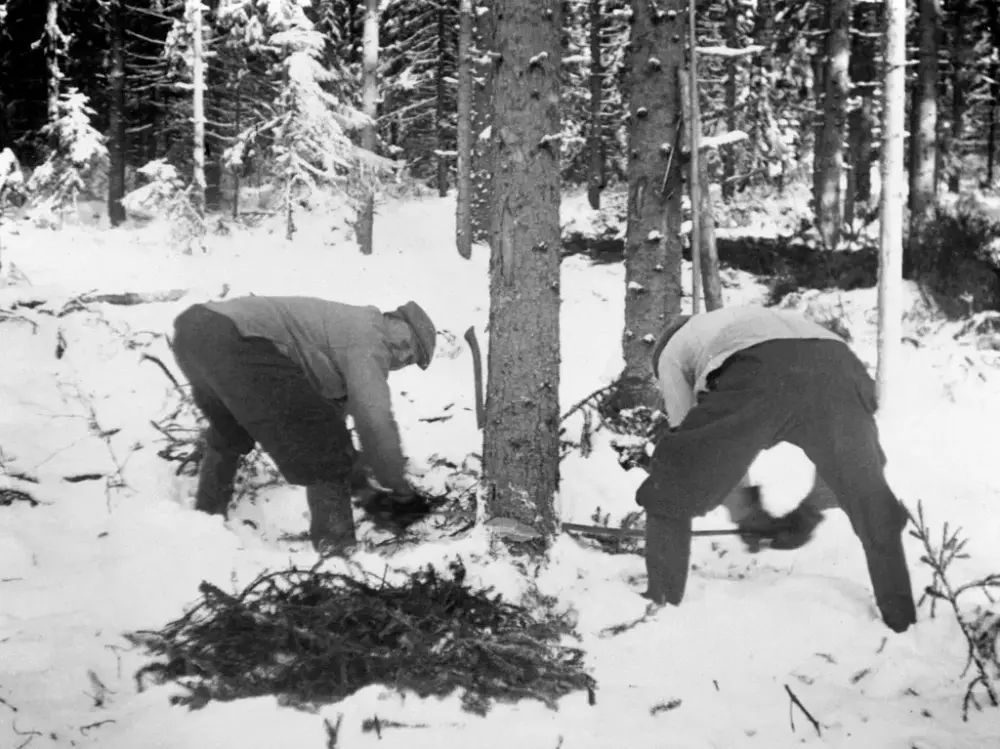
{"left": 643, "top": 513, "right": 693, "bottom": 606}
{"left": 306, "top": 477, "right": 356, "bottom": 554}
{"left": 194, "top": 445, "right": 240, "bottom": 516}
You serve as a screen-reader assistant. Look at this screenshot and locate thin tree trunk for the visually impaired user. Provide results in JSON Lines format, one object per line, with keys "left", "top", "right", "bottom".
{"left": 436, "top": 5, "right": 448, "bottom": 197}
{"left": 456, "top": 0, "right": 474, "bottom": 258}
{"left": 877, "top": 0, "right": 906, "bottom": 410}
{"left": 232, "top": 82, "right": 241, "bottom": 219}
{"left": 483, "top": 0, "right": 562, "bottom": 540}
{"left": 721, "top": 0, "right": 738, "bottom": 201}
{"left": 107, "top": 0, "right": 127, "bottom": 227}
{"left": 620, "top": 0, "right": 685, "bottom": 408}
{"left": 189, "top": 0, "right": 206, "bottom": 216}
{"left": 587, "top": 0, "right": 604, "bottom": 209}
{"left": 814, "top": 0, "right": 850, "bottom": 249}
{"left": 471, "top": 2, "right": 495, "bottom": 242}
{"left": 681, "top": 70, "right": 723, "bottom": 312}
{"left": 358, "top": 0, "right": 379, "bottom": 255}
{"left": 948, "top": 0, "right": 968, "bottom": 194}
{"left": 989, "top": 2, "right": 1000, "bottom": 186}
{"left": 908, "top": 0, "right": 939, "bottom": 257}
{"left": 45, "top": 0, "right": 61, "bottom": 126}
{"left": 846, "top": 1, "right": 878, "bottom": 224}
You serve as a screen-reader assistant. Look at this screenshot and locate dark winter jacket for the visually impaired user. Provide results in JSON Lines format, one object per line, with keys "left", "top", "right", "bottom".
{"left": 203, "top": 296, "right": 410, "bottom": 492}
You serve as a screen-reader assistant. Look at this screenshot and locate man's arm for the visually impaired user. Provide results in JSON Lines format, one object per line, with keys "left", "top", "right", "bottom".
{"left": 658, "top": 357, "right": 696, "bottom": 429}
{"left": 341, "top": 353, "right": 410, "bottom": 494}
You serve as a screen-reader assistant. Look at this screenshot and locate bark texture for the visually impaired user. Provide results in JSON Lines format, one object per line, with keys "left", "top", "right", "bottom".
{"left": 482, "top": 0, "right": 563, "bottom": 539}
{"left": 620, "top": 0, "right": 685, "bottom": 407}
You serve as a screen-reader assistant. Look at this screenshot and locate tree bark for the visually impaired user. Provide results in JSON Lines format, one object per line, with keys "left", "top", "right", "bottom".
{"left": 483, "top": 0, "right": 562, "bottom": 540}
{"left": 908, "top": 0, "right": 940, "bottom": 256}
{"left": 587, "top": 0, "right": 604, "bottom": 209}
{"left": 877, "top": 0, "right": 906, "bottom": 410}
{"left": 45, "top": 0, "right": 61, "bottom": 126}
{"left": 189, "top": 0, "right": 206, "bottom": 217}
{"left": 436, "top": 4, "right": 448, "bottom": 197}
{"left": 107, "top": 0, "right": 127, "bottom": 227}
{"left": 814, "top": 0, "right": 850, "bottom": 249}
{"left": 357, "top": 0, "right": 380, "bottom": 255}
{"left": 947, "top": 0, "right": 969, "bottom": 194}
{"left": 620, "top": 0, "right": 685, "bottom": 408}
{"left": 721, "top": 0, "right": 738, "bottom": 201}
{"left": 846, "top": 1, "right": 878, "bottom": 225}
{"left": 988, "top": 2, "right": 1000, "bottom": 186}
{"left": 456, "top": 0, "right": 474, "bottom": 258}
{"left": 471, "top": 2, "right": 495, "bottom": 242}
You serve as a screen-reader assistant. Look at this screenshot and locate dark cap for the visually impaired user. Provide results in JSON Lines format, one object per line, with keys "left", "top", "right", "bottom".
{"left": 650, "top": 315, "right": 692, "bottom": 378}
{"left": 395, "top": 301, "right": 437, "bottom": 370}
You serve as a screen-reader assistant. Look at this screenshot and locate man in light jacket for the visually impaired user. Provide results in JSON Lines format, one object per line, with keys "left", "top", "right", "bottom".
{"left": 171, "top": 295, "right": 437, "bottom": 553}
{"left": 638, "top": 305, "right": 917, "bottom": 633}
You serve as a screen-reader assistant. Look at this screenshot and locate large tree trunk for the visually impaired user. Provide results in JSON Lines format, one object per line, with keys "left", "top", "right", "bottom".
{"left": 721, "top": 0, "right": 738, "bottom": 201}
{"left": 587, "top": 0, "right": 604, "bottom": 210}
{"left": 107, "top": 0, "right": 127, "bottom": 227}
{"left": 357, "top": 0, "right": 379, "bottom": 255}
{"left": 189, "top": 0, "right": 206, "bottom": 216}
{"left": 455, "top": 0, "right": 474, "bottom": 258}
{"left": 471, "top": 2, "right": 495, "bottom": 242}
{"left": 435, "top": 5, "right": 448, "bottom": 198}
{"left": 947, "top": 0, "right": 969, "bottom": 194}
{"left": 482, "top": 0, "right": 562, "bottom": 540}
{"left": 814, "top": 0, "right": 850, "bottom": 249}
{"left": 908, "top": 0, "right": 939, "bottom": 258}
{"left": 619, "top": 0, "right": 685, "bottom": 408}
{"left": 846, "top": 1, "right": 878, "bottom": 225}
{"left": 877, "top": 0, "right": 907, "bottom": 410}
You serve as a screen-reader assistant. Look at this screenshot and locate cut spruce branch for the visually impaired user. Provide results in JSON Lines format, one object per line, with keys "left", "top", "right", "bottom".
{"left": 907, "top": 501, "right": 1000, "bottom": 720}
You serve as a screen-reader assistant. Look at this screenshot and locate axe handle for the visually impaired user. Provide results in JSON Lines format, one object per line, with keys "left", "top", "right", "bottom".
{"left": 561, "top": 522, "right": 759, "bottom": 539}
{"left": 464, "top": 326, "right": 485, "bottom": 430}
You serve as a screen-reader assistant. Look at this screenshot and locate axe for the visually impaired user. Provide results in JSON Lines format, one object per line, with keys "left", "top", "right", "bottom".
{"left": 464, "top": 325, "right": 485, "bottom": 430}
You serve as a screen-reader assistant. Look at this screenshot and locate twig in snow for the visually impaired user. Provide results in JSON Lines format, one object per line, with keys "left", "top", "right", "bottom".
{"left": 324, "top": 714, "right": 344, "bottom": 749}
{"left": 650, "top": 698, "right": 682, "bottom": 715}
{"left": 140, "top": 353, "right": 183, "bottom": 394}
{"left": 12, "top": 722, "right": 42, "bottom": 749}
{"left": 79, "top": 719, "right": 116, "bottom": 735}
{"left": 0, "top": 694, "right": 17, "bottom": 712}
{"left": 559, "top": 383, "right": 616, "bottom": 424}
{"left": 784, "top": 684, "right": 822, "bottom": 736}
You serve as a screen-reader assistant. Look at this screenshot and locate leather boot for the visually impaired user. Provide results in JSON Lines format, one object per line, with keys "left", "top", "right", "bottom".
{"left": 194, "top": 445, "right": 240, "bottom": 516}
{"left": 306, "top": 477, "right": 356, "bottom": 553}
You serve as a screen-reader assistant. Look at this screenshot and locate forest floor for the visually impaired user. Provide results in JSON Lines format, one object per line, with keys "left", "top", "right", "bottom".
{"left": 2, "top": 187, "right": 1000, "bottom": 749}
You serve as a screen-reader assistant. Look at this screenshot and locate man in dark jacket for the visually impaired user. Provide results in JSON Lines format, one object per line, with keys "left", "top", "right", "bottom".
{"left": 638, "top": 305, "right": 917, "bottom": 634}
{"left": 171, "top": 295, "right": 437, "bottom": 553}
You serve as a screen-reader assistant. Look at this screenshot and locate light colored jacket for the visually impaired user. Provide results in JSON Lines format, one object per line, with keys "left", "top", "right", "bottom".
{"left": 654, "top": 306, "right": 843, "bottom": 428}
{"left": 204, "top": 296, "right": 409, "bottom": 492}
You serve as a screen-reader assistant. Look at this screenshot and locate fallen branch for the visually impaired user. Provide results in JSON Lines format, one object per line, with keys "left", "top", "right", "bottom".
{"left": 907, "top": 501, "right": 1000, "bottom": 720}
{"left": 559, "top": 383, "right": 616, "bottom": 424}
{"left": 784, "top": 683, "right": 822, "bottom": 736}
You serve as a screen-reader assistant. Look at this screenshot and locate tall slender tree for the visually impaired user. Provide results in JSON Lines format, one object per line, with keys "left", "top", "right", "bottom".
{"left": 358, "top": 0, "right": 379, "bottom": 255}
{"left": 619, "top": 0, "right": 685, "bottom": 407}
{"left": 455, "top": 0, "right": 474, "bottom": 258}
{"left": 188, "top": 0, "right": 206, "bottom": 216}
{"left": 877, "top": 0, "right": 906, "bottom": 410}
{"left": 814, "top": 0, "right": 850, "bottom": 249}
{"left": 909, "top": 0, "right": 940, "bottom": 257}
{"left": 587, "top": 0, "right": 603, "bottom": 209}
{"left": 107, "top": 0, "right": 126, "bottom": 226}
{"left": 482, "top": 0, "right": 562, "bottom": 541}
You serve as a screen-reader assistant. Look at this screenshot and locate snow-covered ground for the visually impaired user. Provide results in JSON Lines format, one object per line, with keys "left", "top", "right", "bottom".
{"left": 2, "top": 191, "right": 1000, "bottom": 749}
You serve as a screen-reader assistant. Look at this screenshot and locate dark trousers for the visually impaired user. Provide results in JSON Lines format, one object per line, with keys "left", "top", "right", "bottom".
{"left": 172, "top": 304, "right": 356, "bottom": 486}
{"left": 638, "top": 338, "right": 916, "bottom": 632}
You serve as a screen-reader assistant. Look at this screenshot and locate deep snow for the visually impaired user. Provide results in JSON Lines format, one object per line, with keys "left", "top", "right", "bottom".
{"left": 1, "top": 190, "right": 1000, "bottom": 749}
